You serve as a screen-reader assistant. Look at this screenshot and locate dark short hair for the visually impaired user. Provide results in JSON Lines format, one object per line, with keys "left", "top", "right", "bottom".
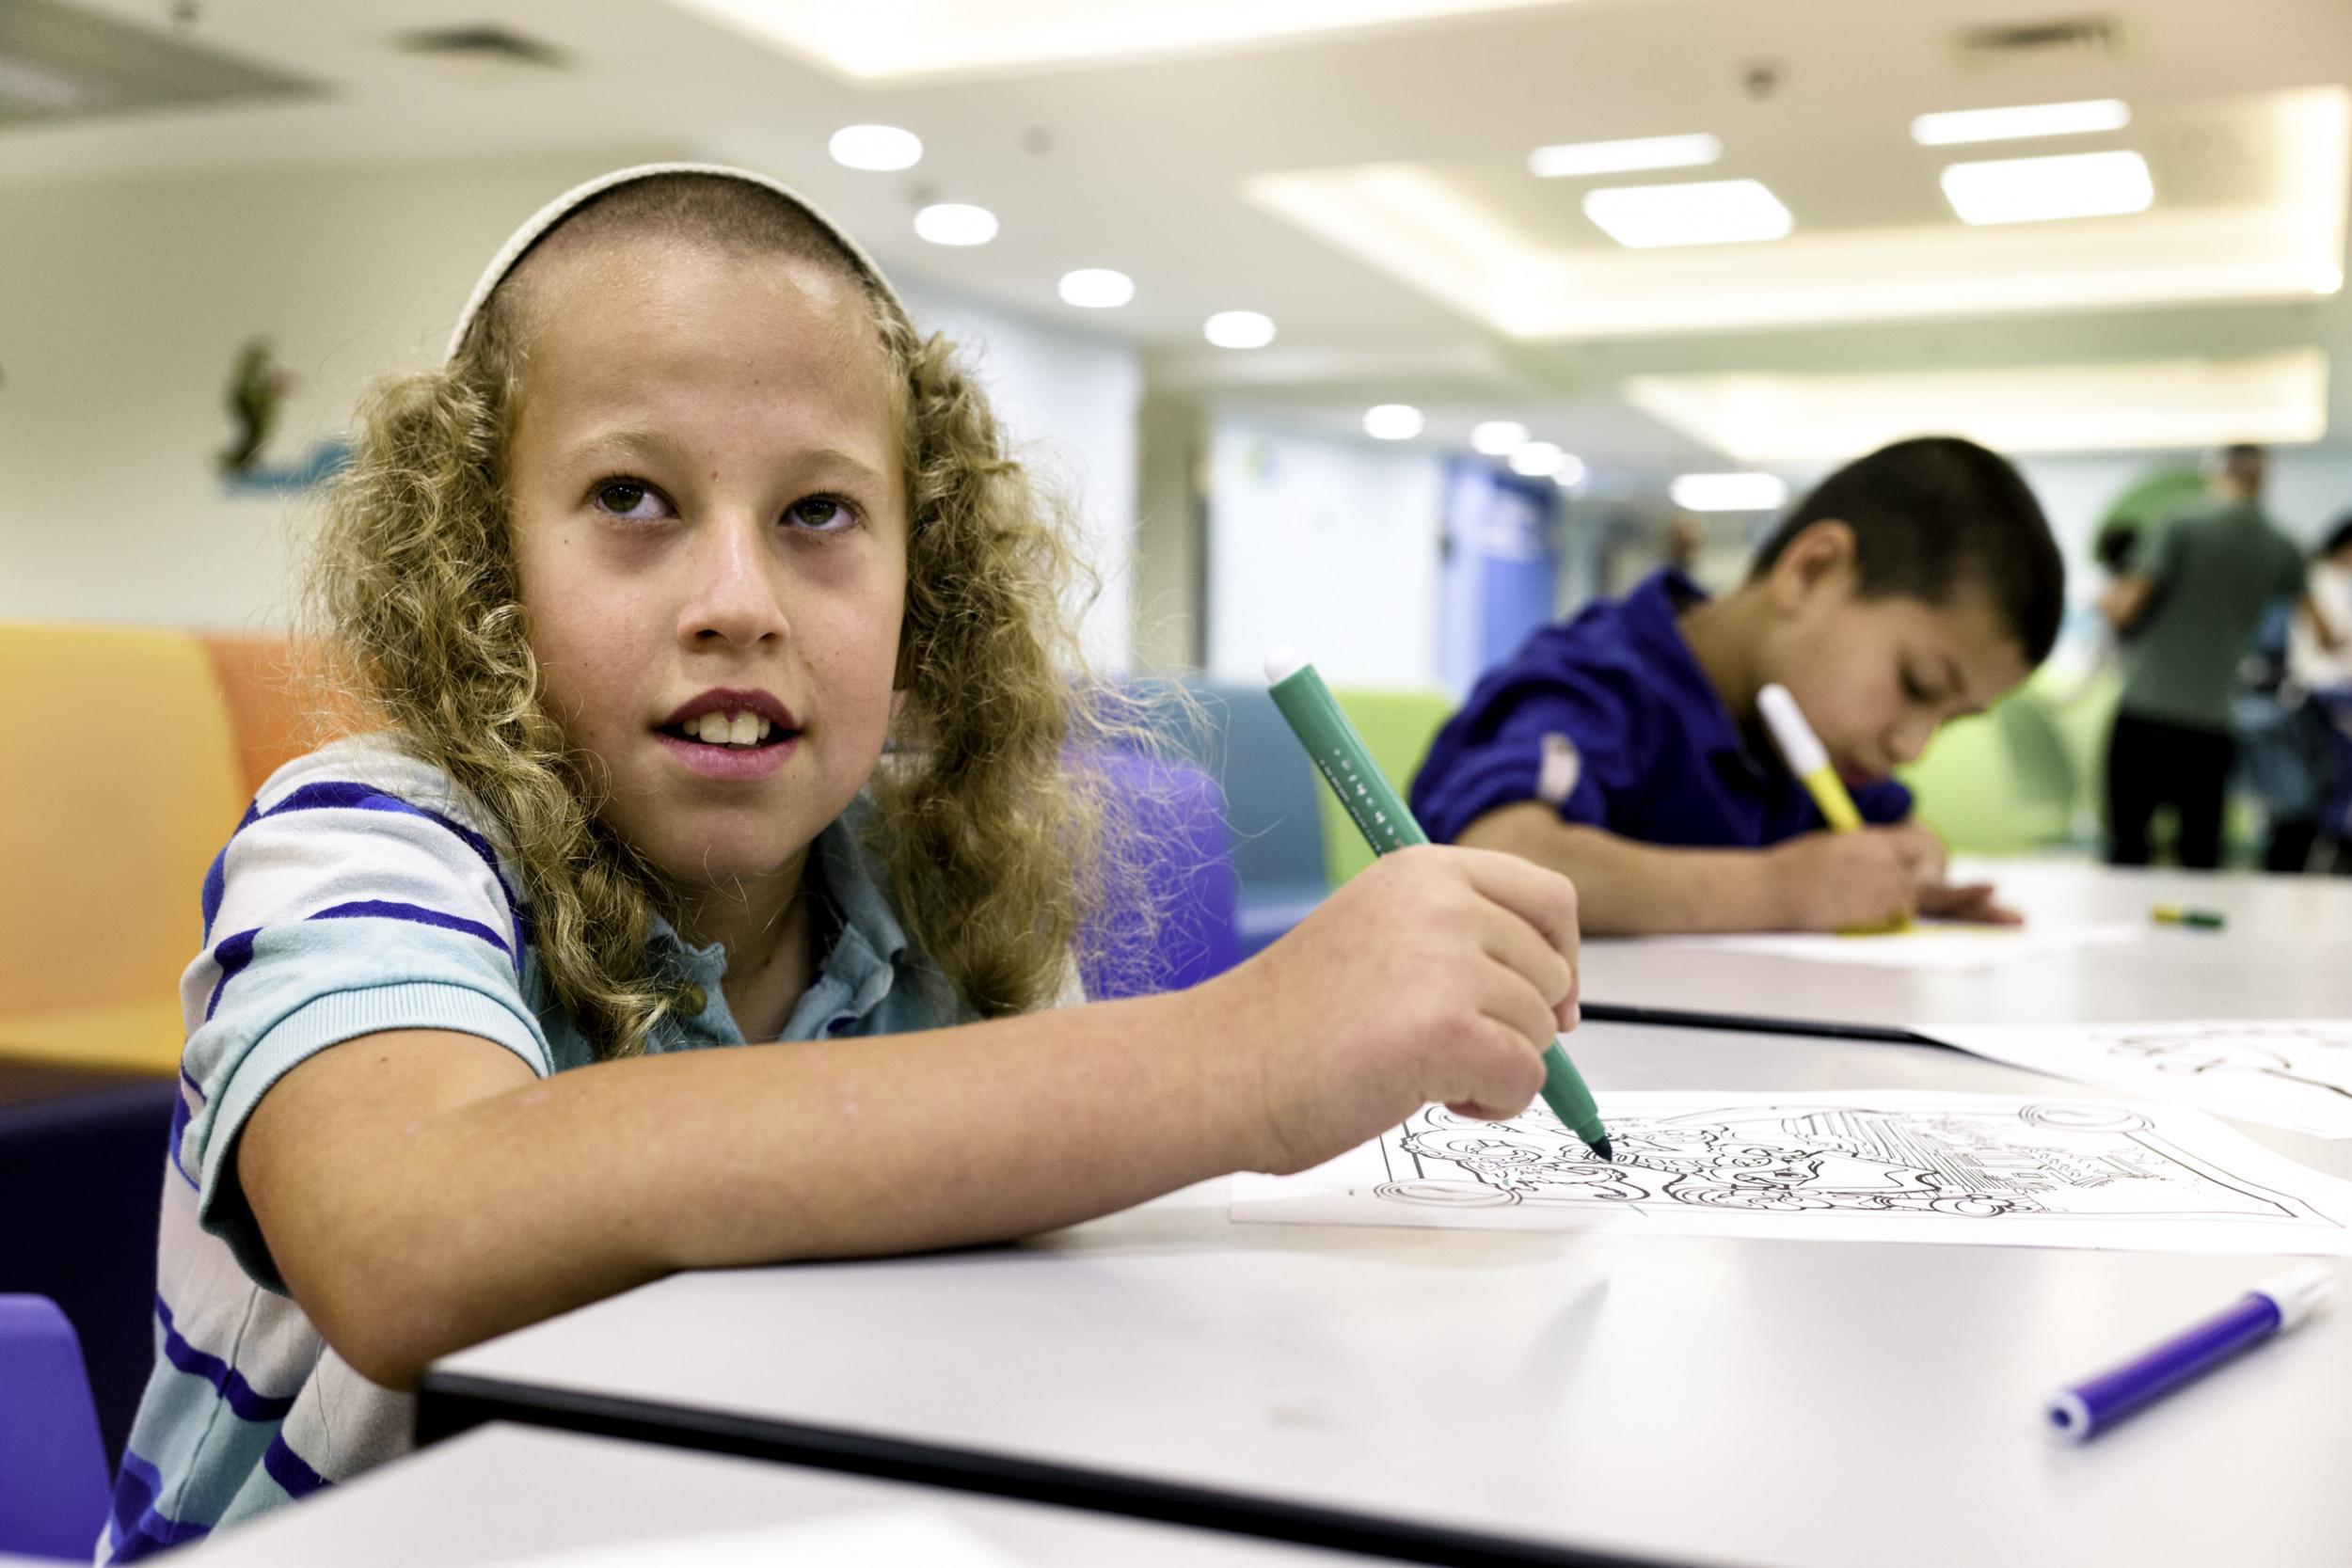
{"left": 1748, "top": 436, "right": 2065, "bottom": 664}
{"left": 2322, "top": 512, "right": 2352, "bottom": 561}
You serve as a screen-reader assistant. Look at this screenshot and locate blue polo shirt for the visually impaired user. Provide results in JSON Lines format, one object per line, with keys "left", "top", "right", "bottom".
{"left": 1410, "top": 569, "right": 1912, "bottom": 848}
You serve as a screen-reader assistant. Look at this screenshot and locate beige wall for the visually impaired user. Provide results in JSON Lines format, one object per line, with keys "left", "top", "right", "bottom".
{"left": 1, "top": 148, "right": 684, "bottom": 630}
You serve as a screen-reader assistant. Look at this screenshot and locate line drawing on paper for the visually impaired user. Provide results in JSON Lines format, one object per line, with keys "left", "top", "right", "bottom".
{"left": 1375, "top": 1100, "right": 2318, "bottom": 1225}
{"left": 2103, "top": 1022, "right": 2352, "bottom": 1104}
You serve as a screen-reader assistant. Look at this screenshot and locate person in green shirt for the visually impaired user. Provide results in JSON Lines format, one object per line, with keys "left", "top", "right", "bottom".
{"left": 2099, "top": 444, "right": 2336, "bottom": 867}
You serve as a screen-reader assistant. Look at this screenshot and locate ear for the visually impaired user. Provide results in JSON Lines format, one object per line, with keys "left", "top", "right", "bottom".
{"left": 1765, "top": 519, "right": 1857, "bottom": 616}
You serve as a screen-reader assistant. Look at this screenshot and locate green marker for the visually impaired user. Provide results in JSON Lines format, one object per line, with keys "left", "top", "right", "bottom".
{"left": 2152, "top": 904, "right": 2226, "bottom": 930}
{"left": 1264, "top": 647, "right": 1613, "bottom": 1162}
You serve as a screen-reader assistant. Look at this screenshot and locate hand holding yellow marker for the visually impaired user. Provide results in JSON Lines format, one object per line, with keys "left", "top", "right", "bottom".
{"left": 1757, "top": 683, "right": 1864, "bottom": 832}
{"left": 1757, "top": 682, "right": 1907, "bottom": 931}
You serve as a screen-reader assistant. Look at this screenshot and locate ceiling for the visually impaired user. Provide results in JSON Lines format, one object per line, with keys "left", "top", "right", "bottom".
{"left": 6, "top": 0, "right": 2350, "bottom": 478}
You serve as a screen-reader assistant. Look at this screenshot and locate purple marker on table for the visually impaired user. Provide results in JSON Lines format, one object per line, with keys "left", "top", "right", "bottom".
{"left": 2044, "top": 1265, "right": 2334, "bottom": 1442}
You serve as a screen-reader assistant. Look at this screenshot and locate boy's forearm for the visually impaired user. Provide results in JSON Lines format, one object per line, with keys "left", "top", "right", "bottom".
{"left": 1456, "top": 802, "right": 1788, "bottom": 934}
{"left": 248, "top": 989, "right": 1255, "bottom": 1387}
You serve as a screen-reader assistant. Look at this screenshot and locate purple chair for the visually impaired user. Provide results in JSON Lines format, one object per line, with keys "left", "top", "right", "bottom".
{"left": 0, "top": 1295, "right": 110, "bottom": 1561}
{"left": 1080, "top": 750, "right": 1244, "bottom": 999}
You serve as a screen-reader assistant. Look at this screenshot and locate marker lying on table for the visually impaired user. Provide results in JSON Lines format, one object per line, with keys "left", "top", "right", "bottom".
{"left": 2152, "top": 904, "right": 2227, "bottom": 930}
{"left": 1756, "top": 683, "right": 1863, "bottom": 832}
{"left": 2043, "top": 1264, "right": 2332, "bottom": 1442}
{"left": 1263, "top": 647, "right": 1612, "bottom": 1163}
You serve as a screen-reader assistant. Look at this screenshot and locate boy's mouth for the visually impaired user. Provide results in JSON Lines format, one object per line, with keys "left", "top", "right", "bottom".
{"left": 656, "top": 710, "right": 798, "bottom": 750}
{"left": 657, "top": 688, "right": 801, "bottom": 751}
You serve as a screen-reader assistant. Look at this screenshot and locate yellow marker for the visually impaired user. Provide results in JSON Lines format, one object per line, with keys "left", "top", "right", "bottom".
{"left": 1759, "top": 682, "right": 1907, "bottom": 933}
{"left": 1757, "top": 684, "right": 1864, "bottom": 832}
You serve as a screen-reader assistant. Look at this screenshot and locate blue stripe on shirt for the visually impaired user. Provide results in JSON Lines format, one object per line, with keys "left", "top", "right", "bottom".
{"left": 262, "top": 781, "right": 526, "bottom": 952}
{"left": 107, "top": 1448, "right": 212, "bottom": 1563}
{"left": 202, "top": 928, "right": 262, "bottom": 1022}
{"left": 155, "top": 1296, "right": 295, "bottom": 1424}
{"left": 167, "top": 1093, "right": 197, "bottom": 1192}
{"left": 200, "top": 802, "right": 262, "bottom": 941}
{"left": 261, "top": 1433, "right": 331, "bottom": 1499}
{"left": 309, "top": 898, "right": 515, "bottom": 968}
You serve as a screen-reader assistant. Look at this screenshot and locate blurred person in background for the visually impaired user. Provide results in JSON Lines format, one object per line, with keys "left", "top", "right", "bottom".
{"left": 2100, "top": 444, "right": 2325, "bottom": 869}
{"left": 2287, "top": 515, "right": 2352, "bottom": 693}
{"left": 2280, "top": 515, "right": 2352, "bottom": 870}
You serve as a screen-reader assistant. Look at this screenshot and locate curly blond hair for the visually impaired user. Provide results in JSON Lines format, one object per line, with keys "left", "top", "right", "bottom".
{"left": 307, "top": 173, "right": 1151, "bottom": 1057}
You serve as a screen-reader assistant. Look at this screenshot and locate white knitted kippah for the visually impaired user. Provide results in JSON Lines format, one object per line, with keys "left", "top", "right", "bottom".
{"left": 443, "top": 161, "right": 902, "bottom": 363}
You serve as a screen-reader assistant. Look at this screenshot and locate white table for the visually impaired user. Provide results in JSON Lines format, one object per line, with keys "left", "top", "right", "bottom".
{"left": 1583, "top": 857, "right": 2352, "bottom": 1039}
{"left": 421, "top": 1022, "right": 2352, "bottom": 1568}
{"left": 191, "top": 1423, "right": 1389, "bottom": 1566}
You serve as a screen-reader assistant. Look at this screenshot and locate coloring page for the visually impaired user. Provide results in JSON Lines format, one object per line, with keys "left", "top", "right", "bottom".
{"left": 1232, "top": 1091, "right": 2352, "bottom": 1254}
{"left": 1917, "top": 1019, "right": 2352, "bottom": 1139}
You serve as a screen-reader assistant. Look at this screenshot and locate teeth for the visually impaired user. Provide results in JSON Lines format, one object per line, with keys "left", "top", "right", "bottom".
{"left": 680, "top": 709, "right": 778, "bottom": 747}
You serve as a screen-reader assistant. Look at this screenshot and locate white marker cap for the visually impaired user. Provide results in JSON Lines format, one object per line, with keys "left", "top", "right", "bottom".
{"left": 1756, "top": 682, "right": 1829, "bottom": 777}
{"left": 2257, "top": 1264, "right": 2335, "bottom": 1329}
{"left": 1263, "top": 646, "right": 1310, "bottom": 685}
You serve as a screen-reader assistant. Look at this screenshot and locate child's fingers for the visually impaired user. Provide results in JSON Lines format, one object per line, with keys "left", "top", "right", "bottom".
{"left": 1442, "top": 1018, "right": 1549, "bottom": 1121}
{"left": 1472, "top": 901, "right": 1578, "bottom": 1013}
{"left": 1476, "top": 958, "right": 1569, "bottom": 1055}
{"left": 1452, "top": 847, "right": 1581, "bottom": 964}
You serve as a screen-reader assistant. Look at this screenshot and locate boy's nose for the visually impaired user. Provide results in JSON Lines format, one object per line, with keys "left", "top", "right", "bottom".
{"left": 1889, "top": 712, "right": 1936, "bottom": 766}
{"left": 682, "top": 515, "right": 789, "bottom": 647}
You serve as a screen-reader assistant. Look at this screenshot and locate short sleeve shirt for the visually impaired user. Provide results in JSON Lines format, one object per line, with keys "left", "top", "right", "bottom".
{"left": 1409, "top": 569, "right": 1912, "bottom": 848}
{"left": 2122, "top": 499, "right": 2311, "bottom": 731}
{"left": 104, "top": 735, "right": 981, "bottom": 1561}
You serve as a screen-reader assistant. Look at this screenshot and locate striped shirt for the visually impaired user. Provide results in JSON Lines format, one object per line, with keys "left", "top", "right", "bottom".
{"left": 104, "top": 735, "right": 977, "bottom": 1561}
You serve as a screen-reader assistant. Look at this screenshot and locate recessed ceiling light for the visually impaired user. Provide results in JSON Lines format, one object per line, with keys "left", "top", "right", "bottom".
{"left": 1529, "top": 133, "right": 1721, "bottom": 180}
{"left": 1471, "top": 420, "right": 1528, "bottom": 455}
{"left": 1582, "top": 179, "right": 1792, "bottom": 248}
{"left": 1553, "top": 453, "right": 1588, "bottom": 488}
{"left": 1363, "top": 404, "right": 1424, "bottom": 440}
{"left": 1057, "top": 268, "right": 1136, "bottom": 308}
{"left": 1203, "top": 310, "right": 1276, "bottom": 349}
{"left": 1940, "top": 150, "right": 2153, "bottom": 226}
{"left": 828, "top": 123, "right": 923, "bottom": 170}
{"left": 914, "top": 202, "right": 998, "bottom": 245}
{"left": 1671, "top": 472, "right": 1788, "bottom": 512}
{"left": 1910, "top": 100, "right": 2130, "bottom": 147}
{"left": 1508, "top": 441, "right": 1565, "bottom": 477}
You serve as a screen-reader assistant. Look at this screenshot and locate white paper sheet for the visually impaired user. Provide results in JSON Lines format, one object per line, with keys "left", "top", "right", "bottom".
{"left": 1636, "top": 922, "right": 2140, "bottom": 971}
{"left": 491, "top": 1510, "right": 1036, "bottom": 1568}
{"left": 1232, "top": 1091, "right": 2352, "bottom": 1254}
{"left": 1916, "top": 1019, "right": 2352, "bottom": 1139}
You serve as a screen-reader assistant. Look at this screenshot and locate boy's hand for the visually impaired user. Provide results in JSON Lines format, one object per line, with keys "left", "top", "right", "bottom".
{"left": 1201, "top": 846, "right": 1581, "bottom": 1176}
{"left": 1765, "top": 827, "right": 1928, "bottom": 931}
{"left": 1916, "top": 880, "right": 2023, "bottom": 925}
{"left": 1890, "top": 817, "right": 2023, "bottom": 926}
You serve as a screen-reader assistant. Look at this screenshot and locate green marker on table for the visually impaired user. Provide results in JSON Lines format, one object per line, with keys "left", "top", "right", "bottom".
{"left": 1264, "top": 647, "right": 1613, "bottom": 1162}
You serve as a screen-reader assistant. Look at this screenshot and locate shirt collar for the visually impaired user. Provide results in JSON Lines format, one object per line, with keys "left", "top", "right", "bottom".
{"left": 644, "top": 798, "right": 913, "bottom": 1044}
{"left": 1620, "top": 568, "right": 1780, "bottom": 790}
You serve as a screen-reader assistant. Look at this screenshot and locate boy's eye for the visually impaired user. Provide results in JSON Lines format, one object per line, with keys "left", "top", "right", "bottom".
{"left": 1899, "top": 666, "right": 1935, "bottom": 704}
{"left": 786, "top": 495, "right": 858, "bottom": 533}
{"left": 592, "top": 479, "right": 671, "bottom": 522}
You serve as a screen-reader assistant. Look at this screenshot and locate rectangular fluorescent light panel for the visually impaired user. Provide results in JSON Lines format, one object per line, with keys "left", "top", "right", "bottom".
{"left": 668, "top": 0, "right": 1566, "bottom": 79}
{"left": 1671, "top": 472, "right": 1788, "bottom": 512}
{"left": 1911, "top": 99, "right": 2130, "bottom": 146}
{"left": 1583, "top": 179, "right": 1791, "bottom": 248}
{"left": 1941, "top": 150, "right": 2153, "bottom": 225}
{"left": 1528, "top": 133, "right": 1721, "bottom": 179}
{"left": 1625, "top": 352, "right": 2329, "bottom": 462}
